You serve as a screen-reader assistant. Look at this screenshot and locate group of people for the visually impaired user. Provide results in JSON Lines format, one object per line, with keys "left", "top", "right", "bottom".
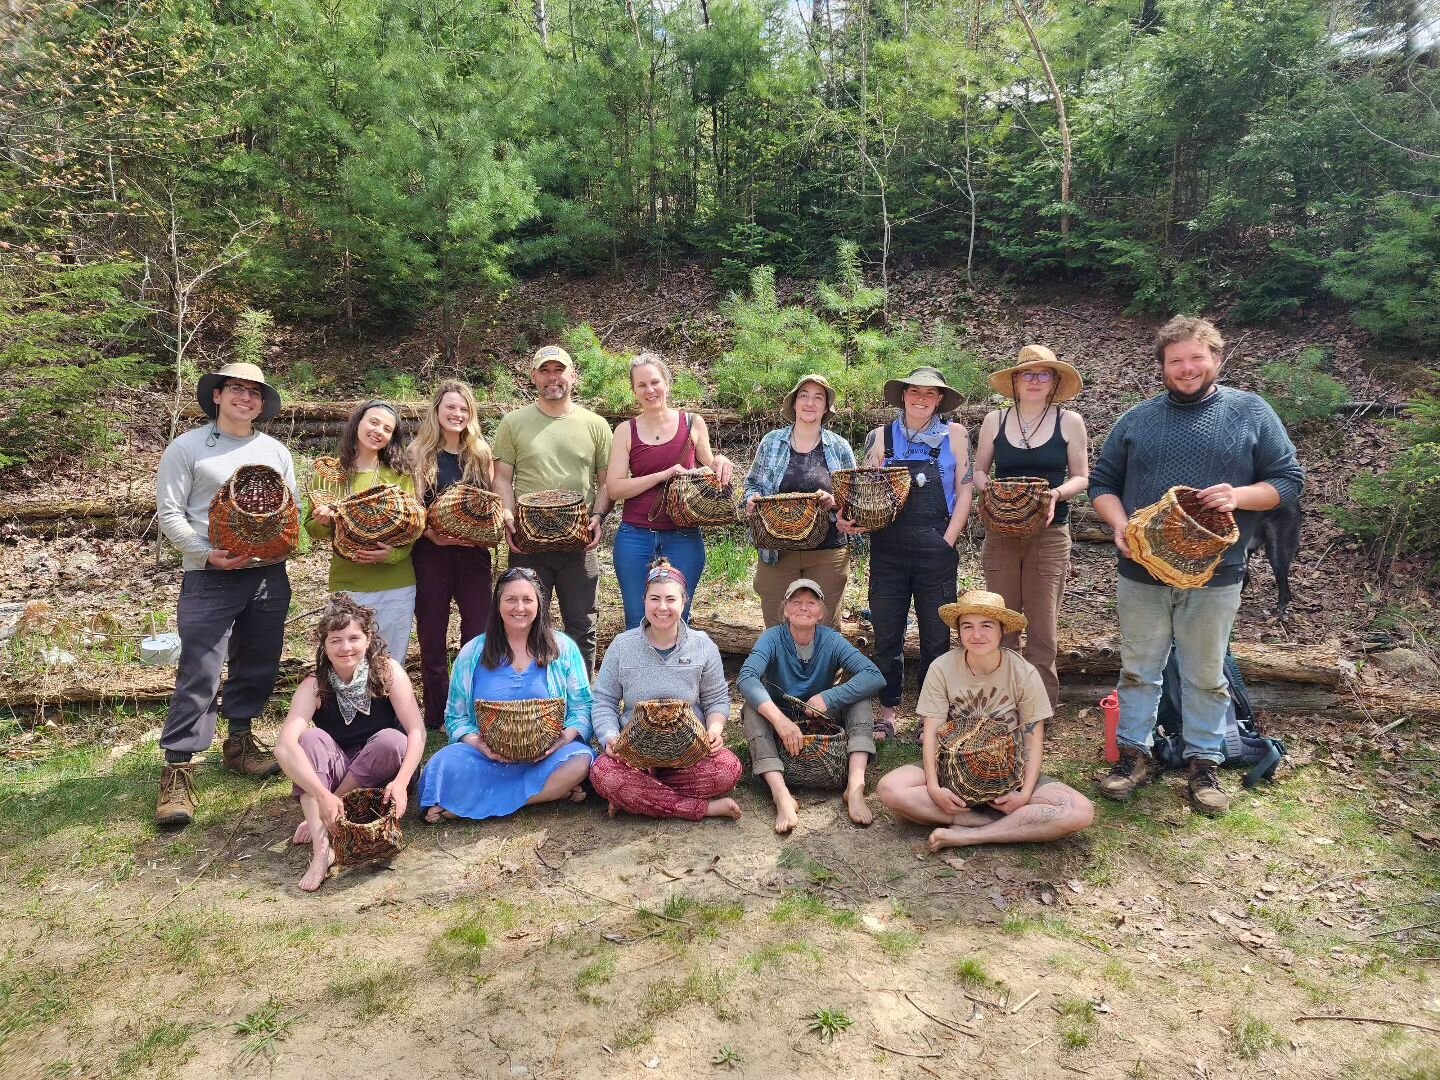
{"left": 153, "top": 314, "right": 1304, "bottom": 892}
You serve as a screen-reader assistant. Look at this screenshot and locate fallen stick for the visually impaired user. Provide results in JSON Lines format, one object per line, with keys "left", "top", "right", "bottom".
{"left": 1304, "top": 867, "right": 1409, "bottom": 894}
{"left": 705, "top": 856, "right": 776, "bottom": 898}
{"left": 872, "top": 1041, "right": 942, "bottom": 1059}
{"left": 1293, "top": 1014, "right": 1440, "bottom": 1036}
{"left": 903, "top": 993, "right": 978, "bottom": 1037}
{"left": 1009, "top": 989, "right": 1041, "bottom": 1015}
{"left": 1367, "top": 918, "right": 1440, "bottom": 938}
{"left": 553, "top": 879, "right": 693, "bottom": 925}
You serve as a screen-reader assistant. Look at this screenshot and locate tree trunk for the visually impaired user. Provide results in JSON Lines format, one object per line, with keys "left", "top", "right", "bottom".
{"left": 1012, "top": 0, "right": 1072, "bottom": 236}
{"left": 534, "top": 0, "right": 549, "bottom": 50}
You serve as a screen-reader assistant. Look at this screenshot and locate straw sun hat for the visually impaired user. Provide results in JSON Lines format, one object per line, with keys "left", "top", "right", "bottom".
{"left": 987, "top": 345, "right": 1083, "bottom": 404}
{"left": 939, "top": 590, "right": 1028, "bottom": 635}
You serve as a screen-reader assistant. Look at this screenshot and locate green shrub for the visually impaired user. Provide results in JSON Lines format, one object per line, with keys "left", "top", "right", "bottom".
{"left": 1257, "top": 347, "right": 1350, "bottom": 428}
{"left": 565, "top": 323, "right": 702, "bottom": 415}
{"left": 1329, "top": 394, "right": 1440, "bottom": 565}
{"left": 1323, "top": 198, "right": 1440, "bottom": 349}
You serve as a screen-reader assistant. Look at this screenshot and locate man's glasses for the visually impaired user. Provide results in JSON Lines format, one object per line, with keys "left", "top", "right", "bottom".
{"left": 223, "top": 383, "right": 265, "bottom": 399}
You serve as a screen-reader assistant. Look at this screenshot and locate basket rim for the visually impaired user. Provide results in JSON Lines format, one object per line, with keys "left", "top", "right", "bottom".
{"left": 1164, "top": 485, "right": 1239, "bottom": 543}
{"left": 518, "top": 488, "right": 586, "bottom": 508}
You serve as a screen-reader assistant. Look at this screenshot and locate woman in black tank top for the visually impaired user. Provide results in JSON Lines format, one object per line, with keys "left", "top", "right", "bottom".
{"left": 274, "top": 595, "right": 426, "bottom": 893}
{"left": 972, "top": 347, "right": 1090, "bottom": 710}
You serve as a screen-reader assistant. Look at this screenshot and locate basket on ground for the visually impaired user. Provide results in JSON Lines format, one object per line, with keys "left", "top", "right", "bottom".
{"left": 428, "top": 482, "right": 504, "bottom": 545}
{"left": 332, "top": 484, "right": 426, "bottom": 561}
{"left": 750, "top": 492, "right": 828, "bottom": 550}
{"left": 978, "top": 476, "right": 1051, "bottom": 538}
{"left": 936, "top": 714, "right": 1022, "bottom": 804}
{"left": 208, "top": 464, "right": 299, "bottom": 561}
{"left": 476, "top": 697, "right": 566, "bottom": 762}
{"left": 515, "top": 489, "right": 590, "bottom": 553}
{"left": 328, "top": 787, "right": 403, "bottom": 866}
{"left": 663, "top": 467, "right": 740, "bottom": 527}
{"left": 1124, "top": 485, "right": 1239, "bottom": 589}
{"left": 776, "top": 706, "right": 849, "bottom": 789}
{"left": 611, "top": 698, "right": 710, "bottom": 770}
{"left": 832, "top": 467, "right": 911, "bottom": 531}
{"left": 306, "top": 455, "right": 348, "bottom": 512}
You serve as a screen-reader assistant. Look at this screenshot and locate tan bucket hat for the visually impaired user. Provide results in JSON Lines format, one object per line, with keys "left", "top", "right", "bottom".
{"left": 197, "top": 362, "right": 282, "bottom": 422}
{"left": 987, "top": 345, "right": 1083, "bottom": 403}
{"left": 783, "top": 373, "right": 837, "bottom": 423}
{"left": 883, "top": 366, "right": 963, "bottom": 414}
{"left": 939, "top": 590, "right": 1027, "bottom": 635}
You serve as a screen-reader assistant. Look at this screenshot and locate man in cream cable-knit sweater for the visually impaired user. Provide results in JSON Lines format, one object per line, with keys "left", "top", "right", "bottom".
{"left": 1089, "top": 316, "right": 1304, "bottom": 815}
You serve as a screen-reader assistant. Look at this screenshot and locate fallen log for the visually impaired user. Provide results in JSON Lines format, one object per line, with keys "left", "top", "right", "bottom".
{"left": 1058, "top": 678, "right": 1440, "bottom": 723}
{"left": 0, "top": 497, "right": 152, "bottom": 523}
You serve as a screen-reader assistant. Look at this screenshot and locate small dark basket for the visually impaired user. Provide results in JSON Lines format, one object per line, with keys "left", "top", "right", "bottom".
{"left": 515, "top": 489, "right": 591, "bottom": 553}
{"left": 208, "top": 465, "right": 299, "bottom": 561}
{"left": 979, "top": 476, "right": 1051, "bottom": 538}
{"left": 832, "top": 467, "right": 912, "bottom": 531}
{"left": 775, "top": 700, "right": 849, "bottom": 789}
{"left": 306, "top": 455, "right": 348, "bottom": 513}
{"left": 329, "top": 787, "right": 403, "bottom": 866}
{"left": 663, "top": 468, "right": 740, "bottom": 528}
{"left": 611, "top": 698, "right": 710, "bottom": 770}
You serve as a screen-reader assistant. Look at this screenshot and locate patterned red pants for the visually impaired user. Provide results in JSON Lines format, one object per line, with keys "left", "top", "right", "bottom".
{"left": 590, "top": 749, "right": 743, "bottom": 821}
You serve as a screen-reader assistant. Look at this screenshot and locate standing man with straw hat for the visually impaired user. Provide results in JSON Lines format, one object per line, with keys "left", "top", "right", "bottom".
{"left": 1090, "top": 316, "right": 1303, "bottom": 815}
{"left": 154, "top": 362, "right": 296, "bottom": 827}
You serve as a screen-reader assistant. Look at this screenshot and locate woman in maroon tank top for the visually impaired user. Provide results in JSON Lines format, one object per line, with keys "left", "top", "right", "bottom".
{"left": 606, "top": 353, "right": 734, "bottom": 628}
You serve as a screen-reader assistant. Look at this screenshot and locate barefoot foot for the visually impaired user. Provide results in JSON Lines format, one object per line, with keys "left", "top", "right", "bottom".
{"left": 706, "top": 798, "right": 742, "bottom": 821}
{"left": 845, "top": 786, "right": 873, "bottom": 827}
{"left": 928, "top": 826, "right": 972, "bottom": 853}
{"left": 298, "top": 843, "right": 335, "bottom": 893}
{"left": 773, "top": 795, "right": 799, "bottom": 835}
{"left": 292, "top": 820, "right": 311, "bottom": 845}
{"left": 607, "top": 800, "right": 619, "bottom": 818}
{"left": 423, "top": 805, "right": 458, "bottom": 824}
{"left": 568, "top": 786, "right": 587, "bottom": 803}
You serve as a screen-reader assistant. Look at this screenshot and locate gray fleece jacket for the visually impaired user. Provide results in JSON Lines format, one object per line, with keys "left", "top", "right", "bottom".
{"left": 590, "top": 622, "right": 730, "bottom": 747}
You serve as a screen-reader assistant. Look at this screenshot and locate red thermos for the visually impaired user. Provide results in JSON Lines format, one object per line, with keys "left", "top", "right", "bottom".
{"left": 1100, "top": 693, "right": 1120, "bottom": 763}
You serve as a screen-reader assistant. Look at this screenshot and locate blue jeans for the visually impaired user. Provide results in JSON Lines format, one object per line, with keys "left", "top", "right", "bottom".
{"left": 612, "top": 522, "right": 707, "bottom": 629}
{"left": 1115, "top": 576, "right": 1243, "bottom": 764}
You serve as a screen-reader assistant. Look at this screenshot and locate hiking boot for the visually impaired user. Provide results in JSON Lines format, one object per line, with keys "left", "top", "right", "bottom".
{"left": 222, "top": 729, "right": 280, "bottom": 778}
{"left": 1098, "top": 745, "right": 1154, "bottom": 801}
{"left": 1187, "top": 758, "right": 1230, "bottom": 816}
{"left": 156, "top": 763, "right": 197, "bottom": 827}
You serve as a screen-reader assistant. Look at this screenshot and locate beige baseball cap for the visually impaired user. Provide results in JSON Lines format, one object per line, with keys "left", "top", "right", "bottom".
{"left": 783, "top": 578, "right": 826, "bottom": 603}
{"left": 532, "top": 345, "right": 574, "bottom": 371}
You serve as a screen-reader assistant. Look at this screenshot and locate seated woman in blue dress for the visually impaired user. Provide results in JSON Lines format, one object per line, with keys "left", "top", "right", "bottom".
{"left": 418, "top": 566, "right": 595, "bottom": 821}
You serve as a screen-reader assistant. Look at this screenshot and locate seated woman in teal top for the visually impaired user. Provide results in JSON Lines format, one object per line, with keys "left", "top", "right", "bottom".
{"left": 418, "top": 566, "right": 594, "bottom": 821}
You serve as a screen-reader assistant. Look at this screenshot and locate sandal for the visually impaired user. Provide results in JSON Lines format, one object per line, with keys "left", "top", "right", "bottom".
{"left": 873, "top": 715, "right": 897, "bottom": 743}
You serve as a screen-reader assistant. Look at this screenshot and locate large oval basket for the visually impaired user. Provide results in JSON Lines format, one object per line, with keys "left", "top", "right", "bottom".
{"left": 208, "top": 464, "right": 299, "bottom": 561}
{"left": 333, "top": 484, "right": 426, "bottom": 561}
{"left": 833, "top": 467, "right": 912, "bottom": 531}
{"left": 611, "top": 698, "right": 710, "bottom": 770}
{"left": 936, "top": 715, "right": 1022, "bottom": 805}
{"left": 777, "top": 715, "right": 849, "bottom": 789}
{"left": 306, "top": 455, "right": 348, "bottom": 514}
{"left": 515, "top": 489, "right": 590, "bottom": 553}
{"left": 428, "top": 482, "right": 504, "bottom": 546}
{"left": 664, "top": 467, "right": 740, "bottom": 528}
{"left": 477, "top": 697, "right": 566, "bottom": 763}
{"left": 328, "top": 787, "right": 403, "bottom": 866}
{"left": 751, "top": 492, "right": 828, "bottom": 550}
{"left": 979, "top": 476, "right": 1051, "bottom": 538}
{"left": 1124, "top": 485, "right": 1239, "bottom": 589}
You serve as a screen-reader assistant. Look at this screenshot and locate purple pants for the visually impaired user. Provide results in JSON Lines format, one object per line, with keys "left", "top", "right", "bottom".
{"left": 413, "top": 537, "right": 492, "bottom": 729}
{"left": 292, "top": 727, "right": 406, "bottom": 798}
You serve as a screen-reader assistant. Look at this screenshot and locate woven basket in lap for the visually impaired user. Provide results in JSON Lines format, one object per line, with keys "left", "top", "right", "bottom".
{"left": 306, "top": 455, "right": 348, "bottom": 512}
{"left": 751, "top": 492, "right": 828, "bottom": 550}
{"left": 664, "top": 467, "right": 740, "bottom": 527}
{"left": 1124, "top": 485, "right": 1239, "bottom": 589}
{"left": 832, "top": 467, "right": 912, "bottom": 531}
{"left": 979, "top": 476, "right": 1051, "bottom": 537}
{"left": 208, "top": 465, "right": 299, "bottom": 561}
{"left": 515, "top": 489, "right": 590, "bottom": 553}
{"left": 936, "top": 715, "right": 1022, "bottom": 804}
{"left": 476, "top": 697, "right": 566, "bottom": 763}
{"left": 428, "top": 482, "right": 504, "bottom": 545}
{"left": 332, "top": 484, "right": 426, "bottom": 561}
{"left": 777, "top": 710, "right": 850, "bottom": 789}
{"left": 611, "top": 698, "right": 710, "bottom": 770}
{"left": 328, "top": 787, "right": 403, "bottom": 866}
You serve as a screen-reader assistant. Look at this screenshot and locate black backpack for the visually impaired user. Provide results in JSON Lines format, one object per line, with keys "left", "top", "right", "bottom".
{"left": 1153, "top": 651, "right": 1285, "bottom": 788}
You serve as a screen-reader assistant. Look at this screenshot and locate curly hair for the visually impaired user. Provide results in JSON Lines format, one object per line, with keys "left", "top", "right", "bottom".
{"left": 1152, "top": 315, "right": 1224, "bottom": 366}
{"left": 312, "top": 593, "right": 393, "bottom": 704}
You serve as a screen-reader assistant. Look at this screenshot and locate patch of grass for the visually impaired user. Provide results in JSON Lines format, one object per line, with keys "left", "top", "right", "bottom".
{"left": 1230, "top": 1012, "right": 1281, "bottom": 1061}
{"left": 743, "top": 941, "right": 823, "bottom": 973}
{"left": 777, "top": 845, "right": 842, "bottom": 887}
{"left": 1057, "top": 996, "right": 1098, "bottom": 1049}
{"left": 1002, "top": 912, "right": 1107, "bottom": 950}
{"left": 646, "top": 894, "right": 744, "bottom": 940}
{"left": 712, "top": 1045, "right": 743, "bottom": 1070}
{"left": 429, "top": 902, "right": 522, "bottom": 975}
{"left": 325, "top": 959, "right": 414, "bottom": 1021}
{"left": 873, "top": 927, "right": 921, "bottom": 961}
{"left": 1101, "top": 958, "right": 1136, "bottom": 991}
{"left": 951, "top": 956, "right": 1001, "bottom": 992}
{"left": 701, "top": 530, "right": 755, "bottom": 591}
{"left": 235, "top": 1000, "right": 294, "bottom": 1066}
{"left": 114, "top": 1020, "right": 197, "bottom": 1073}
{"left": 153, "top": 910, "right": 248, "bottom": 975}
{"left": 575, "top": 950, "right": 616, "bottom": 1000}
{"left": 770, "top": 890, "right": 858, "bottom": 930}
{"left": 639, "top": 968, "right": 729, "bottom": 1022}
{"left": 612, "top": 1021, "right": 654, "bottom": 1049}
{"left": 807, "top": 1007, "right": 853, "bottom": 1042}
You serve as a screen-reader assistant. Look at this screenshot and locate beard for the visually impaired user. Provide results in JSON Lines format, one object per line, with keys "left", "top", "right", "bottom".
{"left": 1165, "top": 375, "right": 1218, "bottom": 404}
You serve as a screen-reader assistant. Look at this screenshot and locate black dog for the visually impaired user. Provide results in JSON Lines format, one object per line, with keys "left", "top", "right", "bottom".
{"left": 1243, "top": 499, "right": 1301, "bottom": 617}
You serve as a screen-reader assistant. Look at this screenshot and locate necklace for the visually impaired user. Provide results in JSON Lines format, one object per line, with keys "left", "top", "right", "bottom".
{"left": 1014, "top": 406, "right": 1050, "bottom": 449}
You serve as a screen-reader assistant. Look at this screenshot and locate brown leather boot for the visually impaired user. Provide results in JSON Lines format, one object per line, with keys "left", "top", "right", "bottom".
{"left": 156, "top": 763, "right": 197, "bottom": 827}
{"left": 1098, "top": 745, "right": 1154, "bottom": 801}
{"left": 221, "top": 729, "right": 280, "bottom": 778}
{"left": 1187, "top": 758, "right": 1230, "bottom": 815}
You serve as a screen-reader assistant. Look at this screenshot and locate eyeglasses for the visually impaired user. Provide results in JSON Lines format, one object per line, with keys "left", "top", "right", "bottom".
{"left": 1017, "top": 370, "right": 1055, "bottom": 383}
{"left": 223, "top": 383, "right": 264, "bottom": 399}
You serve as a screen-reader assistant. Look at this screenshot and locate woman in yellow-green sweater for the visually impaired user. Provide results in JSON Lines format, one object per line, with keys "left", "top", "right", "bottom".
{"left": 305, "top": 401, "right": 419, "bottom": 659}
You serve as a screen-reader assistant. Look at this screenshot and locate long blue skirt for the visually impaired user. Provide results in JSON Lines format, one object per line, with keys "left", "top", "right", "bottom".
{"left": 418, "top": 740, "right": 595, "bottom": 820}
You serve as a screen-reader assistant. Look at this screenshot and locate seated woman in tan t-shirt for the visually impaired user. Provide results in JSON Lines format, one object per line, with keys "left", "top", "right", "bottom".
{"left": 876, "top": 590, "right": 1093, "bottom": 852}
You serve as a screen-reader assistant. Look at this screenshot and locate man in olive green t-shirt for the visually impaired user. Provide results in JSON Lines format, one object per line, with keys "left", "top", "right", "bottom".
{"left": 493, "top": 345, "right": 614, "bottom": 672}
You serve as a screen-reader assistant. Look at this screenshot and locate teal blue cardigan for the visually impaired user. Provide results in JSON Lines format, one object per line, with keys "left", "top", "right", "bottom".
{"left": 443, "top": 632, "right": 593, "bottom": 744}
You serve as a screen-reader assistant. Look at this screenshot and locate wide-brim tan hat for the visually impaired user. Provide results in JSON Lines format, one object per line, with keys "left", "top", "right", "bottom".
{"left": 783, "top": 373, "right": 837, "bottom": 423}
{"left": 197, "top": 362, "right": 282, "bottom": 422}
{"left": 883, "top": 366, "right": 963, "bottom": 414}
{"left": 987, "top": 345, "right": 1083, "bottom": 403}
{"left": 939, "top": 590, "right": 1027, "bottom": 635}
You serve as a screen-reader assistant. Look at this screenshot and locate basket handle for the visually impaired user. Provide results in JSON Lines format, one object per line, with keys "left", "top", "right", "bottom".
{"left": 647, "top": 412, "right": 697, "bottom": 523}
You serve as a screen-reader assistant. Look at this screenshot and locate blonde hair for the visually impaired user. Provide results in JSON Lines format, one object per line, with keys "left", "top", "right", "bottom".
{"left": 1153, "top": 316, "right": 1224, "bottom": 366}
{"left": 630, "top": 351, "right": 673, "bottom": 388}
{"left": 409, "top": 379, "right": 494, "bottom": 503}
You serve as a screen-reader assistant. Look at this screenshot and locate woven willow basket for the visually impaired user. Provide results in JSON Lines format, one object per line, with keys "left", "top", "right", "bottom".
{"left": 332, "top": 484, "right": 426, "bottom": 561}
{"left": 936, "top": 715, "right": 1022, "bottom": 804}
{"left": 329, "top": 787, "right": 403, "bottom": 866}
{"left": 777, "top": 715, "right": 849, "bottom": 789}
{"left": 832, "top": 467, "right": 912, "bottom": 531}
{"left": 1124, "top": 485, "right": 1239, "bottom": 589}
{"left": 428, "top": 482, "right": 504, "bottom": 545}
{"left": 663, "top": 467, "right": 740, "bottom": 527}
{"left": 751, "top": 492, "right": 828, "bottom": 550}
{"left": 979, "top": 476, "right": 1051, "bottom": 537}
{"left": 476, "top": 697, "right": 566, "bottom": 762}
{"left": 515, "top": 489, "right": 590, "bottom": 553}
{"left": 306, "top": 455, "right": 348, "bottom": 513}
{"left": 208, "top": 465, "right": 299, "bottom": 561}
{"left": 611, "top": 698, "right": 710, "bottom": 770}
